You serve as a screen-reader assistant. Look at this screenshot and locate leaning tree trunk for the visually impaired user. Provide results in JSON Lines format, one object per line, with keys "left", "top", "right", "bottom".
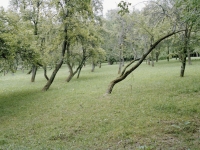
{"left": 42, "top": 61, "right": 63, "bottom": 91}
{"left": 43, "top": 66, "right": 49, "bottom": 81}
{"left": 27, "top": 68, "right": 32, "bottom": 74}
{"left": 106, "top": 30, "right": 184, "bottom": 94}
{"left": 42, "top": 36, "right": 68, "bottom": 91}
{"left": 66, "top": 63, "right": 74, "bottom": 82}
{"left": 31, "top": 65, "right": 37, "bottom": 82}
{"left": 77, "top": 67, "right": 82, "bottom": 79}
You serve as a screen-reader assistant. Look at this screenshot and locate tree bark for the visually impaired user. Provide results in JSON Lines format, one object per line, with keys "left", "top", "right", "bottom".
{"left": 27, "top": 68, "right": 32, "bottom": 74}
{"left": 180, "top": 25, "right": 192, "bottom": 77}
{"left": 31, "top": 65, "right": 37, "bottom": 82}
{"left": 66, "top": 48, "right": 86, "bottom": 81}
{"left": 43, "top": 66, "right": 49, "bottom": 81}
{"left": 167, "top": 45, "right": 170, "bottom": 62}
{"left": 91, "top": 62, "right": 95, "bottom": 72}
{"left": 42, "top": 60, "right": 64, "bottom": 91}
{"left": 155, "top": 51, "right": 159, "bottom": 62}
{"left": 180, "top": 54, "right": 187, "bottom": 77}
{"left": 66, "top": 63, "right": 74, "bottom": 82}
{"left": 42, "top": 26, "right": 69, "bottom": 91}
{"left": 99, "top": 62, "right": 101, "bottom": 68}
{"left": 106, "top": 30, "right": 184, "bottom": 94}
{"left": 77, "top": 67, "right": 82, "bottom": 79}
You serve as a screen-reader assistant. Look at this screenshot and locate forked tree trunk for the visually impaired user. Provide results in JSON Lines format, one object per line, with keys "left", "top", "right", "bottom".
{"left": 42, "top": 36, "right": 69, "bottom": 91}
{"left": 31, "top": 66, "right": 37, "bottom": 82}
{"left": 42, "top": 60, "right": 64, "bottom": 91}
{"left": 106, "top": 30, "right": 184, "bottom": 94}
{"left": 66, "top": 63, "right": 74, "bottom": 82}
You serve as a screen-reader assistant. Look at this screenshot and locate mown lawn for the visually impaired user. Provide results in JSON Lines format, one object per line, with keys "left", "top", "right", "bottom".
{"left": 0, "top": 59, "right": 200, "bottom": 149}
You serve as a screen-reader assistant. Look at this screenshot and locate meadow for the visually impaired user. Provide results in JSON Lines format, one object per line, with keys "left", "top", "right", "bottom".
{"left": 0, "top": 59, "right": 200, "bottom": 149}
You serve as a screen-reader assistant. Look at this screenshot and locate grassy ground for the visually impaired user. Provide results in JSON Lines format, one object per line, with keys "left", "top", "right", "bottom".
{"left": 0, "top": 59, "right": 200, "bottom": 149}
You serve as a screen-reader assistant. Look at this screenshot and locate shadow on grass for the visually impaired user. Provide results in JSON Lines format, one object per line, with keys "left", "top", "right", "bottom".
{"left": 0, "top": 89, "right": 43, "bottom": 118}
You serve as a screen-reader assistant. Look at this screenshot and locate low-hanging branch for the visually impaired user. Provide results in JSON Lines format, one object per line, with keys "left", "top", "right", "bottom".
{"left": 106, "top": 30, "right": 185, "bottom": 94}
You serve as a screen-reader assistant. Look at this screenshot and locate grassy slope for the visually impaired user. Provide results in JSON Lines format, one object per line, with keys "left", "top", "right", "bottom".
{"left": 0, "top": 59, "right": 200, "bottom": 149}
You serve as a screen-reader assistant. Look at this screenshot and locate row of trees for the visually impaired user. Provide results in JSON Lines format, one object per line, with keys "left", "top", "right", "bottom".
{"left": 103, "top": 0, "right": 200, "bottom": 93}
{"left": 0, "top": 0, "right": 200, "bottom": 93}
{"left": 0, "top": 0, "right": 106, "bottom": 90}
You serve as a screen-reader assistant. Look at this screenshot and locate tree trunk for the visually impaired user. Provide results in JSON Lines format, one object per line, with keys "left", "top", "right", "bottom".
{"left": 148, "top": 57, "right": 150, "bottom": 65}
{"left": 91, "top": 62, "right": 95, "bottom": 72}
{"left": 66, "top": 63, "right": 74, "bottom": 82}
{"left": 43, "top": 66, "right": 49, "bottom": 81}
{"left": 27, "top": 68, "right": 32, "bottom": 74}
{"left": 180, "top": 25, "right": 192, "bottom": 77}
{"left": 196, "top": 52, "right": 199, "bottom": 57}
{"left": 42, "top": 32, "right": 69, "bottom": 91}
{"left": 180, "top": 54, "right": 186, "bottom": 77}
{"left": 106, "top": 30, "right": 184, "bottom": 94}
{"left": 77, "top": 67, "right": 82, "bottom": 79}
{"left": 42, "top": 60, "right": 63, "bottom": 91}
{"left": 167, "top": 45, "right": 170, "bottom": 62}
{"left": 99, "top": 62, "right": 101, "bottom": 68}
{"left": 152, "top": 57, "right": 154, "bottom": 67}
{"left": 31, "top": 65, "right": 37, "bottom": 82}
{"left": 155, "top": 51, "right": 159, "bottom": 62}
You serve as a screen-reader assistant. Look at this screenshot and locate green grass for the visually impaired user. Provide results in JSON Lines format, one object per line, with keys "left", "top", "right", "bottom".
{"left": 0, "top": 59, "right": 200, "bottom": 149}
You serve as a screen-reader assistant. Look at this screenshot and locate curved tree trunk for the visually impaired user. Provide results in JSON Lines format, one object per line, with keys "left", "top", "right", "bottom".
{"left": 42, "top": 60, "right": 64, "bottom": 91}
{"left": 106, "top": 30, "right": 184, "bottom": 94}
{"left": 66, "top": 63, "right": 74, "bottom": 82}
{"left": 42, "top": 32, "right": 69, "bottom": 91}
{"left": 77, "top": 67, "right": 82, "bottom": 79}
{"left": 43, "top": 66, "right": 49, "bottom": 81}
